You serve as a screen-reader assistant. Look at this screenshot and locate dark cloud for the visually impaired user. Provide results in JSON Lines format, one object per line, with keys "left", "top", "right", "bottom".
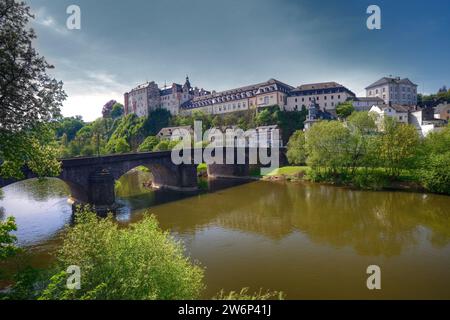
{"left": 28, "top": 0, "right": 450, "bottom": 120}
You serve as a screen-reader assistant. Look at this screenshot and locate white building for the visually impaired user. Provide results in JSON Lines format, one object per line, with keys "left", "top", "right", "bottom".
{"left": 366, "top": 77, "right": 417, "bottom": 106}
{"left": 369, "top": 104, "right": 410, "bottom": 129}
{"left": 286, "top": 82, "right": 355, "bottom": 111}
{"left": 180, "top": 79, "right": 293, "bottom": 116}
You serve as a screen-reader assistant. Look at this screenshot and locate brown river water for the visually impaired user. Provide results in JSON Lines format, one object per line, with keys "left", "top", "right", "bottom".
{"left": 0, "top": 170, "right": 449, "bottom": 299}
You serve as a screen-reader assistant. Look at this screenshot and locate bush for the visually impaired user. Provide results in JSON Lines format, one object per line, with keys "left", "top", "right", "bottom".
{"left": 39, "top": 208, "right": 204, "bottom": 300}
{"left": 418, "top": 152, "right": 450, "bottom": 194}
{"left": 286, "top": 130, "right": 307, "bottom": 165}
{"left": 138, "top": 136, "right": 159, "bottom": 152}
{"left": 152, "top": 140, "right": 180, "bottom": 151}
{"left": 350, "top": 171, "right": 388, "bottom": 190}
{"left": 0, "top": 216, "right": 19, "bottom": 261}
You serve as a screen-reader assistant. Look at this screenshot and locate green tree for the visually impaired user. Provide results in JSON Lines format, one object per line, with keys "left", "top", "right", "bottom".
{"left": 286, "top": 130, "right": 307, "bottom": 165}
{"left": 417, "top": 125, "right": 450, "bottom": 194}
{"left": 418, "top": 152, "right": 450, "bottom": 194}
{"left": 336, "top": 101, "right": 355, "bottom": 119}
{"left": 113, "top": 137, "right": 131, "bottom": 154}
{"left": 347, "top": 111, "right": 377, "bottom": 134}
{"left": 101, "top": 100, "right": 117, "bottom": 118}
{"left": 0, "top": 0, "right": 65, "bottom": 179}
{"left": 274, "top": 109, "right": 307, "bottom": 143}
{"left": 255, "top": 109, "right": 274, "bottom": 126}
{"left": 138, "top": 136, "right": 160, "bottom": 152}
{"left": 305, "top": 121, "right": 353, "bottom": 173}
{"left": 378, "top": 117, "right": 420, "bottom": 178}
{"left": 0, "top": 216, "right": 18, "bottom": 261}
{"left": 0, "top": 125, "right": 62, "bottom": 179}
{"left": 110, "top": 103, "right": 124, "bottom": 119}
{"left": 55, "top": 116, "right": 85, "bottom": 141}
{"left": 0, "top": 0, "right": 65, "bottom": 132}
{"left": 107, "top": 114, "right": 146, "bottom": 152}
{"left": 39, "top": 209, "right": 204, "bottom": 300}
{"left": 144, "top": 109, "right": 172, "bottom": 136}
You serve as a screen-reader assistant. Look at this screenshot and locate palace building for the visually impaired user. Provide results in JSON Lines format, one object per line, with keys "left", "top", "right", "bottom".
{"left": 286, "top": 82, "right": 356, "bottom": 111}
{"left": 124, "top": 76, "right": 416, "bottom": 118}
{"left": 179, "top": 78, "right": 294, "bottom": 116}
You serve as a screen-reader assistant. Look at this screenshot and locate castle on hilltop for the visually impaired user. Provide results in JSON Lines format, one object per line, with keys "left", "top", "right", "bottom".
{"left": 124, "top": 76, "right": 210, "bottom": 117}
{"left": 123, "top": 76, "right": 417, "bottom": 118}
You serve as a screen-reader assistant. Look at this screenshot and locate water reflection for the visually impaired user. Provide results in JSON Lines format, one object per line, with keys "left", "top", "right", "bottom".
{"left": 1, "top": 173, "right": 449, "bottom": 299}
{"left": 0, "top": 178, "right": 72, "bottom": 247}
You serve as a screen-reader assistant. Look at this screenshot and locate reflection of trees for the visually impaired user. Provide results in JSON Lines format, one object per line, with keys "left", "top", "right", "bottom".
{"left": 116, "top": 170, "right": 153, "bottom": 197}
{"left": 9, "top": 178, "right": 69, "bottom": 202}
{"left": 132, "top": 180, "right": 450, "bottom": 257}
{"left": 288, "top": 183, "right": 449, "bottom": 256}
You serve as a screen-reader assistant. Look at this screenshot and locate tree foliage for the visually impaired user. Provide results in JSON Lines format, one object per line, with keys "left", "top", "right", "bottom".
{"left": 110, "top": 102, "right": 124, "bottom": 119}
{"left": 0, "top": 1, "right": 65, "bottom": 178}
{"left": 286, "top": 130, "right": 307, "bottom": 165}
{"left": 0, "top": 0, "right": 66, "bottom": 132}
{"left": 101, "top": 100, "right": 117, "bottom": 118}
{"left": 0, "top": 124, "right": 61, "bottom": 178}
{"left": 378, "top": 117, "right": 420, "bottom": 178}
{"left": 39, "top": 208, "right": 204, "bottom": 300}
{"left": 55, "top": 116, "right": 85, "bottom": 141}
{"left": 138, "top": 136, "right": 160, "bottom": 152}
{"left": 0, "top": 216, "right": 18, "bottom": 261}
{"left": 336, "top": 101, "right": 355, "bottom": 119}
{"left": 144, "top": 108, "right": 172, "bottom": 135}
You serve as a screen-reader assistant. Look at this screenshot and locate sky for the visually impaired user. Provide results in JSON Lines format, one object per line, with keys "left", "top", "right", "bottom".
{"left": 27, "top": 0, "right": 450, "bottom": 121}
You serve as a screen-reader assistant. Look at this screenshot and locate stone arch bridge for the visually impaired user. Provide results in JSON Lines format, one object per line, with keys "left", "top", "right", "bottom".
{"left": 0, "top": 148, "right": 286, "bottom": 214}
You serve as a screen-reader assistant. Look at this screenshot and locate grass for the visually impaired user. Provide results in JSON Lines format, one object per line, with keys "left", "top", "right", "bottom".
{"left": 264, "top": 166, "right": 310, "bottom": 177}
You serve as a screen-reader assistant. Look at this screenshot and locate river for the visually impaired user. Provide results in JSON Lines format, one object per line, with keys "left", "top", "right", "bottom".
{"left": 0, "top": 170, "right": 449, "bottom": 299}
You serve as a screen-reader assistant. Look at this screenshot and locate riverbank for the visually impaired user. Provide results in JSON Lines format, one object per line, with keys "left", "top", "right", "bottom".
{"left": 261, "top": 166, "right": 430, "bottom": 193}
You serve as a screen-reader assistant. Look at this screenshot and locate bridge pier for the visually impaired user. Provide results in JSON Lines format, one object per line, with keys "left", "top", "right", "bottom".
{"left": 87, "top": 169, "right": 117, "bottom": 216}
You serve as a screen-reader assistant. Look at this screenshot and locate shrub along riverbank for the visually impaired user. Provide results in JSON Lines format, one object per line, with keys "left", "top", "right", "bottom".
{"left": 281, "top": 113, "right": 450, "bottom": 195}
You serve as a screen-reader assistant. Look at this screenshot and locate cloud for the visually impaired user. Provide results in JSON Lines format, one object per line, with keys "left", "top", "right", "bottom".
{"left": 32, "top": 6, "right": 69, "bottom": 35}
{"left": 58, "top": 69, "right": 128, "bottom": 121}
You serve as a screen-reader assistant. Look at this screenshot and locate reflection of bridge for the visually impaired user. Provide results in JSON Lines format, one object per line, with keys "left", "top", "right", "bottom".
{"left": 0, "top": 148, "right": 286, "bottom": 214}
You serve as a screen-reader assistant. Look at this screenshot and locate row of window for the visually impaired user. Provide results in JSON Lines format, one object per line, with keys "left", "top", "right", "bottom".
{"left": 292, "top": 95, "right": 341, "bottom": 103}
{"left": 370, "top": 86, "right": 416, "bottom": 95}
{"left": 216, "top": 102, "right": 248, "bottom": 112}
